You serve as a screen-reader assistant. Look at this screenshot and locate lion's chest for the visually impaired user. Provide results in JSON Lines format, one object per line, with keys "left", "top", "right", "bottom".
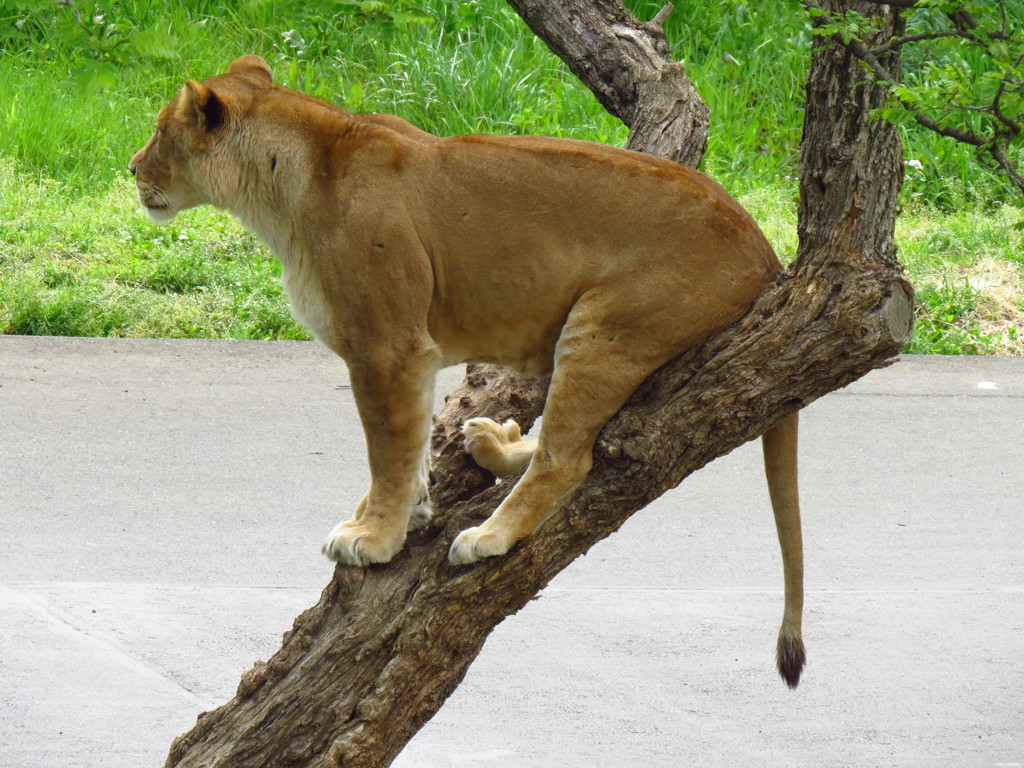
{"left": 280, "top": 260, "right": 335, "bottom": 345}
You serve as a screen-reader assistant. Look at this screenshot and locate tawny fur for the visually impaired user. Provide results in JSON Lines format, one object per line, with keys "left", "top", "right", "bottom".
{"left": 130, "top": 55, "right": 806, "bottom": 686}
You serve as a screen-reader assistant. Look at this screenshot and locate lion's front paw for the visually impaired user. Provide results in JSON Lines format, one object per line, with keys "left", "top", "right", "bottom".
{"left": 448, "top": 524, "right": 514, "bottom": 565}
{"left": 322, "top": 520, "right": 404, "bottom": 566}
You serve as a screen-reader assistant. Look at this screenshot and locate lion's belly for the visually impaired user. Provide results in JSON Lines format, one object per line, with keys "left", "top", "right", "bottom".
{"left": 425, "top": 252, "right": 586, "bottom": 375}
{"left": 435, "top": 325, "right": 561, "bottom": 377}
{"left": 430, "top": 303, "right": 564, "bottom": 377}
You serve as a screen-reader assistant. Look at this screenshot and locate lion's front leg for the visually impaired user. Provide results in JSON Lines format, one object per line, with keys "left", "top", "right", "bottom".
{"left": 323, "top": 353, "right": 438, "bottom": 567}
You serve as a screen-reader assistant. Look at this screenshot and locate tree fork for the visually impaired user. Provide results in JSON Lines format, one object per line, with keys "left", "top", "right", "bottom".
{"left": 162, "top": 2, "right": 912, "bottom": 767}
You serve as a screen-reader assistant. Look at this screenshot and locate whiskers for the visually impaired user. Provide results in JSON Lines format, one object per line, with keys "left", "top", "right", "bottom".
{"left": 137, "top": 183, "right": 177, "bottom": 222}
{"left": 138, "top": 183, "right": 172, "bottom": 211}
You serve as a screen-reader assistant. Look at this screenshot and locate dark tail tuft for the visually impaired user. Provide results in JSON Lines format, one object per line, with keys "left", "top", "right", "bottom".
{"left": 776, "top": 631, "right": 806, "bottom": 689}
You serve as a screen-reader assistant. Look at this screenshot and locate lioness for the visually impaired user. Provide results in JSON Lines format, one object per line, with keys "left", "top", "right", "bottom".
{"left": 131, "top": 55, "right": 806, "bottom": 687}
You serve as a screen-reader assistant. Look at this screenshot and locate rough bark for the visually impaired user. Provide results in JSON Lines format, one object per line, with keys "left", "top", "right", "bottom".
{"left": 162, "top": 2, "right": 912, "bottom": 767}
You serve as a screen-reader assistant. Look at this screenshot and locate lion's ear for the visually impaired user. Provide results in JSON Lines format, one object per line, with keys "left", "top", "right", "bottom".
{"left": 177, "top": 79, "right": 225, "bottom": 132}
{"left": 228, "top": 54, "right": 273, "bottom": 83}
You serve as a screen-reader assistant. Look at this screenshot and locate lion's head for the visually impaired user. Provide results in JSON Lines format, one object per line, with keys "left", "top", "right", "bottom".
{"left": 129, "top": 55, "right": 273, "bottom": 223}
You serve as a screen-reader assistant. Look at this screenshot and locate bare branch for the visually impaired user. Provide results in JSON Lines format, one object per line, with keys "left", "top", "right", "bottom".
{"left": 650, "top": 2, "right": 674, "bottom": 28}
{"left": 948, "top": 8, "right": 979, "bottom": 32}
{"left": 992, "top": 52, "right": 1024, "bottom": 136}
{"left": 873, "top": 29, "right": 982, "bottom": 55}
{"left": 991, "top": 141, "right": 1024, "bottom": 195}
{"left": 854, "top": 0, "right": 923, "bottom": 8}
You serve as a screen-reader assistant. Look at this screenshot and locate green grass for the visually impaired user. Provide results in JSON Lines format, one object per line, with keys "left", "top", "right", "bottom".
{"left": 0, "top": 1, "right": 629, "bottom": 190}
{"left": 0, "top": 0, "right": 1021, "bottom": 352}
{"left": 0, "top": 160, "right": 299, "bottom": 339}
{"left": 897, "top": 205, "right": 1024, "bottom": 355}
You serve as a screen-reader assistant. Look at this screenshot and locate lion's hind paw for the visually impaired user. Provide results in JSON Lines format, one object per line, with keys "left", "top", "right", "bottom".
{"left": 462, "top": 418, "right": 532, "bottom": 478}
{"left": 407, "top": 495, "right": 433, "bottom": 532}
{"left": 448, "top": 523, "right": 514, "bottom": 565}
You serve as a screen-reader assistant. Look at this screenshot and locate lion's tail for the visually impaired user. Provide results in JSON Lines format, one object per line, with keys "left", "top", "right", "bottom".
{"left": 761, "top": 410, "right": 806, "bottom": 688}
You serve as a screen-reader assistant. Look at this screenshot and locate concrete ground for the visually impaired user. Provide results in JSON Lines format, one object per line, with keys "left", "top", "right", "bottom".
{"left": 0, "top": 336, "right": 1021, "bottom": 768}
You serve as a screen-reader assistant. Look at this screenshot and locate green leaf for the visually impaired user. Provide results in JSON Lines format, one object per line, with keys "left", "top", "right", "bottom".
{"left": 61, "top": 59, "right": 120, "bottom": 95}
{"left": 125, "top": 28, "right": 179, "bottom": 60}
{"left": 386, "top": 11, "right": 433, "bottom": 26}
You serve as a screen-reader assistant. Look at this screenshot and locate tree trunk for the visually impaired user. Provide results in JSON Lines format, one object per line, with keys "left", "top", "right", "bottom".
{"left": 162, "top": 2, "right": 912, "bottom": 767}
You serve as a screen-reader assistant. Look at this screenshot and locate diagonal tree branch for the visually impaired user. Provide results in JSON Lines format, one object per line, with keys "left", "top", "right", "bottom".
{"left": 161, "top": 2, "right": 912, "bottom": 767}
{"left": 504, "top": 0, "right": 709, "bottom": 166}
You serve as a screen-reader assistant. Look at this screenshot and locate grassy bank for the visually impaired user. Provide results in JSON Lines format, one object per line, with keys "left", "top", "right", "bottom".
{"left": 0, "top": 0, "right": 1021, "bottom": 352}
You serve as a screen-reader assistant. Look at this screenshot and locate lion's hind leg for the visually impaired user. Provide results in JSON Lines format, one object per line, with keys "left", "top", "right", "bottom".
{"left": 449, "top": 292, "right": 678, "bottom": 565}
{"left": 463, "top": 418, "right": 537, "bottom": 478}
{"left": 407, "top": 455, "right": 434, "bottom": 531}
